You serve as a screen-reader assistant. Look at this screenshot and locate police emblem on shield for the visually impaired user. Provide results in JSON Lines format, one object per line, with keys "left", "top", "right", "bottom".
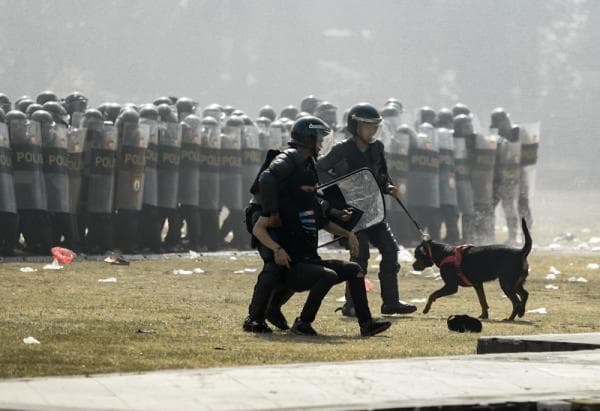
{"left": 132, "top": 176, "right": 142, "bottom": 192}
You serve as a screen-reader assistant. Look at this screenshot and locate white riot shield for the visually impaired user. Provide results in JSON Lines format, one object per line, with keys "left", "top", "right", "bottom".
{"left": 141, "top": 118, "right": 159, "bottom": 207}
{"left": 519, "top": 122, "right": 540, "bottom": 199}
{"left": 317, "top": 167, "right": 386, "bottom": 247}
{"left": 407, "top": 127, "right": 440, "bottom": 208}
{"left": 0, "top": 123, "right": 17, "bottom": 213}
{"left": 470, "top": 131, "right": 498, "bottom": 207}
{"left": 437, "top": 128, "right": 457, "bottom": 207}
{"left": 453, "top": 136, "right": 474, "bottom": 214}
{"left": 496, "top": 135, "right": 521, "bottom": 203}
{"left": 67, "top": 126, "right": 86, "bottom": 214}
{"left": 11, "top": 119, "right": 47, "bottom": 211}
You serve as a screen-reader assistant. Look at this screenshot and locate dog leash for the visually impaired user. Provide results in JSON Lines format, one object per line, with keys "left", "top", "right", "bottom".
{"left": 392, "top": 196, "right": 429, "bottom": 240}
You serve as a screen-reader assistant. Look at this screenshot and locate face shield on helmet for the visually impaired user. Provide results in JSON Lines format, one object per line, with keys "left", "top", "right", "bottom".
{"left": 354, "top": 114, "right": 383, "bottom": 144}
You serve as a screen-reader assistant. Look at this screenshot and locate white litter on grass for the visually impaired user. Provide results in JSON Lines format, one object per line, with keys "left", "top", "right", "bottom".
{"left": 98, "top": 277, "right": 117, "bottom": 283}
{"left": 567, "top": 276, "right": 588, "bottom": 283}
{"left": 549, "top": 266, "right": 561, "bottom": 275}
{"left": 229, "top": 256, "right": 238, "bottom": 260}
{"left": 576, "top": 242, "right": 590, "bottom": 250}
{"left": 398, "top": 248, "right": 414, "bottom": 262}
{"left": 173, "top": 269, "right": 193, "bottom": 275}
{"left": 19, "top": 267, "right": 37, "bottom": 273}
{"left": 336, "top": 296, "right": 346, "bottom": 303}
{"left": 586, "top": 263, "right": 599, "bottom": 270}
{"left": 545, "top": 274, "right": 557, "bottom": 280}
{"left": 43, "top": 259, "right": 63, "bottom": 270}
{"left": 188, "top": 250, "right": 200, "bottom": 258}
{"left": 527, "top": 307, "right": 547, "bottom": 314}
{"left": 545, "top": 284, "right": 559, "bottom": 290}
{"left": 588, "top": 236, "right": 600, "bottom": 244}
{"left": 193, "top": 268, "right": 205, "bottom": 273}
{"left": 244, "top": 268, "right": 257, "bottom": 272}
{"left": 410, "top": 298, "right": 427, "bottom": 303}
{"left": 234, "top": 270, "right": 245, "bottom": 274}
{"left": 547, "top": 243, "right": 562, "bottom": 250}
{"left": 23, "top": 336, "right": 40, "bottom": 345}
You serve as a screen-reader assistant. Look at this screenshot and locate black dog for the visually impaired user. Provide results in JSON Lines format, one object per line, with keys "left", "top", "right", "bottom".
{"left": 413, "top": 218, "right": 532, "bottom": 321}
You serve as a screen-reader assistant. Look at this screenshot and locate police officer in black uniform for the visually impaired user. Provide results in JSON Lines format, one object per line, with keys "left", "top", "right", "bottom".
{"left": 248, "top": 116, "right": 391, "bottom": 337}
{"left": 316, "top": 103, "right": 416, "bottom": 317}
{"left": 0, "top": 108, "right": 20, "bottom": 255}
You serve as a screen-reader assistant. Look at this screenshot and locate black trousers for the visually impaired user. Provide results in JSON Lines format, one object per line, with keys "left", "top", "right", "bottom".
{"left": 18, "top": 209, "right": 52, "bottom": 255}
{"left": 199, "top": 209, "right": 221, "bottom": 251}
{"left": 50, "top": 212, "right": 81, "bottom": 250}
{"left": 139, "top": 205, "right": 162, "bottom": 253}
{"left": 85, "top": 212, "right": 113, "bottom": 254}
{"left": 0, "top": 212, "right": 19, "bottom": 255}
{"left": 440, "top": 205, "right": 460, "bottom": 244}
{"left": 179, "top": 205, "right": 202, "bottom": 250}
{"left": 161, "top": 207, "right": 182, "bottom": 249}
{"left": 114, "top": 209, "right": 140, "bottom": 254}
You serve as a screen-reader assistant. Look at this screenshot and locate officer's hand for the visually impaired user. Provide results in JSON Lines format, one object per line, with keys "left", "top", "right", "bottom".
{"left": 274, "top": 247, "right": 291, "bottom": 269}
{"left": 386, "top": 184, "right": 399, "bottom": 198}
{"left": 347, "top": 231, "right": 359, "bottom": 258}
{"left": 269, "top": 213, "right": 282, "bottom": 227}
{"left": 329, "top": 208, "right": 353, "bottom": 222}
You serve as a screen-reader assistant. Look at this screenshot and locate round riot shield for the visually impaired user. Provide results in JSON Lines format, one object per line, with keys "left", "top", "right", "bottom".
{"left": 496, "top": 136, "right": 521, "bottom": 203}
{"left": 67, "top": 126, "right": 86, "bottom": 214}
{"left": 241, "top": 123, "right": 262, "bottom": 205}
{"left": 0, "top": 123, "right": 17, "bottom": 213}
{"left": 519, "top": 122, "right": 540, "bottom": 199}
{"left": 10, "top": 119, "right": 47, "bottom": 210}
{"left": 219, "top": 122, "right": 243, "bottom": 212}
{"left": 86, "top": 123, "right": 117, "bottom": 214}
{"left": 199, "top": 118, "right": 221, "bottom": 211}
{"left": 470, "top": 132, "right": 497, "bottom": 206}
{"left": 157, "top": 122, "right": 182, "bottom": 209}
{"left": 114, "top": 121, "right": 147, "bottom": 211}
{"left": 407, "top": 127, "right": 440, "bottom": 208}
{"left": 437, "top": 128, "right": 458, "bottom": 207}
{"left": 453, "top": 136, "right": 474, "bottom": 214}
{"left": 317, "top": 168, "right": 386, "bottom": 247}
{"left": 178, "top": 122, "right": 201, "bottom": 207}
{"left": 140, "top": 118, "right": 159, "bottom": 207}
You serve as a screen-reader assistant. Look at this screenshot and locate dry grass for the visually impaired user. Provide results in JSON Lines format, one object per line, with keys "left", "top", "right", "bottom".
{"left": 1, "top": 249, "right": 599, "bottom": 379}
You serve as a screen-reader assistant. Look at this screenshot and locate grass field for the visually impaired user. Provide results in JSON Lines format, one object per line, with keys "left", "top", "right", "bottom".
{"left": 1, "top": 249, "right": 599, "bottom": 379}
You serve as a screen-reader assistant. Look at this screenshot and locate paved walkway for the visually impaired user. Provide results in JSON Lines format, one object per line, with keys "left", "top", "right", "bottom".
{"left": 1, "top": 349, "right": 600, "bottom": 410}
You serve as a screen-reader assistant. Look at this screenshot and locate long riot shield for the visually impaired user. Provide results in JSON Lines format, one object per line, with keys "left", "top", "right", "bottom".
{"left": 241, "top": 123, "right": 262, "bottom": 205}
{"left": 141, "top": 118, "right": 159, "bottom": 208}
{"left": 453, "top": 136, "right": 474, "bottom": 214}
{"left": 43, "top": 123, "right": 70, "bottom": 213}
{"left": 383, "top": 125, "right": 410, "bottom": 208}
{"left": 198, "top": 119, "right": 220, "bottom": 212}
{"left": 114, "top": 121, "right": 147, "bottom": 211}
{"left": 470, "top": 131, "right": 497, "bottom": 207}
{"left": 67, "top": 126, "right": 86, "bottom": 214}
{"left": 11, "top": 119, "right": 47, "bottom": 210}
{"left": 157, "top": 122, "right": 182, "bottom": 209}
{"left": 178, "top": 122, "right": 201, "bottom": 207}
{"left": 317, "top": 167, "right": 386, "bottom": 247}
{"left": 496, "top": 135, "right": 521, "bottom": 203}
{"left": 519, "top": 122, "right": 540, "bottom": 200}
{"left": 86, "top": 123, "right": 117, "bottom": 214}
{"left": 0, "top": 123, "right": 17, "bottom": 213}
{"left": 219, "top": 123, "right": 243, "bottom": 214}
{"left": 407, "top": 127, "right": 440, "bottom": 208}
{"left": 437, "top": 127, "right": 458, "bottom": 207}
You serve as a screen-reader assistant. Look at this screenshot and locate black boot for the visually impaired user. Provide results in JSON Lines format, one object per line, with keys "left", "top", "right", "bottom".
{"left": 360, "top": 318, "right": 392, "bottom": 337}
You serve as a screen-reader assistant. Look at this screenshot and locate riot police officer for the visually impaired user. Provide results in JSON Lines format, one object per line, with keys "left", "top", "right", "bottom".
{"left": 316, "top": 102, "right": 416, "bottom": 317}
{"left": 453, "top": 114, "right": 476, "bottom": 242}
{"left": 436, "top": 108, "right": 460, "bottom": 244}
{"left": 258, "top": 105, "right": 277, "bottom": 122}
{"left": 63, "top": 92, "right": 88, "bottom": 128}
{"left": 0, "top": 94, "right": 11, "bottom": 115}
{"left": 36, "top": 91, "right": 59, "bottom": 106}
{"left": 0, "top": 109, "right": 20, "bottom": 255}
{"left": 175, "top": 97, "right": 197, "bottom": 122}
{"left": 299, "top": 95, "right": 321, "bottom": 115}
{"left": 314, "top": 102, "right": 338, "bottom": 131}
{"left": 198, "top": 116, "right": 221, "bottom": 251}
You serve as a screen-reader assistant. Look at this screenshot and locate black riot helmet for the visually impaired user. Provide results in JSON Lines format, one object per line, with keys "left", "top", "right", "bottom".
{"left": 157, "top": 103, "right": 178, "bottom": 123}
{"left": 139, "top": 104, "right": 159, "bottom": 121}
{"left": 104, "top": 103, "right": 122, "bottom": 124}
{"left": 222, "top": 105, "right": 236, "bottom": 116}
{"left": 0, "top": 108, "right": 4, "bottom": 123}
{"left": 346, "top": 102, "right": 383, "bottom": 139}
{"left": 183, "top": 113, "right": 202, "bottom": 129}
{"left": 116, "top": 108, "right": 139, "bottom": 136}
{"left": 436, "top": 108, "right": 454, "bottom": 128}
{"left": 385, "top": 98, "right": 404, "bottom": 114}
{"left": 31, "top": 110, "right": 54, "bottom": 129}
{"left": 36, "top": 90, "right": 59, "bottom": 105}
{"left": 453, "top": 114, "right": 473, "bottom": 136}
{"left": 83, "top": 108, "right": 104, "bottom": 128}
{"left": 153, "top": 96, "right": 172, "bottom": 107}
{"left": 452, "top": 103, "right": 471, "bottom": 117}
{"left": 289, "top": 115, "right": 331, "bottom": 155}
{"left": 175, "top": 97, "right": 196, "bottom": 120}
{"left": 314, "top": 101, "right": 337, "bottom": 129}
{"left": 63, "top": 91, "right": 88, "bottom": 115}
{"left": 258, "top": 105, "right": 276, "bottom": 122}
{"left": 279, "top": 105, "right": 299, "bottom": 121}
{"left": 490, "top": 107, "right": 511, "bottom": 130}
{"left": 300, "top": 95, "right": 321, "bottom": 114}
{"left": 0, "top": 94, "right": 11, "bottom": 114}
{"left": 417, "top": 106, "right": 437, "bottom": 126}
{"left": 15, "top": 98, "right": 35, "bottom": 114}
{"left": 202, "top": 103, "right": 223, "bottom": 121}
{"left": 25, "top": 103, "right": 44, "bottom": 118}
{"left": 5, "top": 109, "right": 27, "bottom": 124}
{"left": 42, "top": 101, "right": 69, "bottom": 125}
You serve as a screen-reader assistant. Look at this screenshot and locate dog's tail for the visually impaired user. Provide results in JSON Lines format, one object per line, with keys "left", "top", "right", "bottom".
{"left": 521, "top": 218, "right": 532, "bottom": 258}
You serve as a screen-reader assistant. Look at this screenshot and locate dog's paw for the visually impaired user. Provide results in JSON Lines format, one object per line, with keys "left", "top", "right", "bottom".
{"left": 517, "top": 305, "right": 526, "bottom": 318}
{"left": 422, "top": 306, "right": 431, "bottom": 314}
{"left": 478, "top": 313, "right": 489, "bottom": 320}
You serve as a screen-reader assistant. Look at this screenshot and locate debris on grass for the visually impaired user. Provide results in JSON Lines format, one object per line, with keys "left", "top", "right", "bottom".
{"left": 545, "top": 284, "right": 559, "bottom": 290}
{"left": 527, "top": 307, "right": 547, "bottom": 314}
{"left": 545, "top": 274, "right": 557, "bottom": 280}
{"left": 98, "top": 277, "right": 117, "bottom": 283}
{"left": 567, "top": 276, "right": 588, "bottom": 283}
{"left": 549, "top": 266, "right": 561, "bottom": 275}
{"left": 19, "top": 267, "right": 37, "bottom": 273}
{"left": 244, "top": 268, "right": 257, "bottom": 272}
{"left": 586, "top": 263, "right": 599, "bottom": 270}
{"left": 193, "top": 268, "right": 205, "bottom": 273}
{"left": 410, "top": 298, "right": 427, "bottom": 303}
{"left": 173, "top": 269, "right": 193, "bottom": 275}
{"left": 136, "top": 329, "right": 157, "bottom": 334}
{"left": 43, "top": 259, "right": 63, "bottom": 270}
{"left": 23, "top": 336, "right": 40, "bottom": 345}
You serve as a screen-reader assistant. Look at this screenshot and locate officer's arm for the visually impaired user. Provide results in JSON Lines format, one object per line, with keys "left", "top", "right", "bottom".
{"left": 323, "top": 221, "right": 359, "bottom": 258}
{"left": 375, "top": 142, "right": 395, "bottom": 193}
{"left": 252, "top": 216, "right": 291, "bottom": 268}
{"left": 258, "top": 153, "right": 297, "bottom": 217}
{"left": 316, "top": 144, "right": 342, "bottom": 183}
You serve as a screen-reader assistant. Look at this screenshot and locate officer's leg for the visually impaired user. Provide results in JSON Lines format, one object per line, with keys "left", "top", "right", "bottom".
{"left": 115, "top": 210, "right": 139, "bottom": 254}
{"left": 441, "top": 205, "right": 460, "bottom": 244}
{"left": 164, "top": 207, "right": 183, "bottom": 251}
{"left": 461, "top": 213, "right": 475, "bottom": 243}
{"left": 372, "top": 222, "right": 416, "bottom": 314}
{"left": 200, "top": 209, "right": 221, "bottom": 251}
{"left": 181, "top": 205, "right": 202, "bottom": 250}
{"left": 286, "top": 262, "right": 338, "bottom": 324}
{"left": 341, "top": 230, "right": 371, "bottom": 316}
{"left": 98, "top": 213, "right": 114, "bottom": 253}
{"left": 139, "top": 205, "right": 162, "bottom": 253}
{"left": 321, "top": 259, "right": 372, "bottom": 323}
{"left": 0, "top": 212, "right": 19, "bottom": 255}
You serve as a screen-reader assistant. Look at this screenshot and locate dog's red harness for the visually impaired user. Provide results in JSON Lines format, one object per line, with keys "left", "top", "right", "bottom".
{"left": 439, "top": 245, "right": 473, "bottom": 287}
